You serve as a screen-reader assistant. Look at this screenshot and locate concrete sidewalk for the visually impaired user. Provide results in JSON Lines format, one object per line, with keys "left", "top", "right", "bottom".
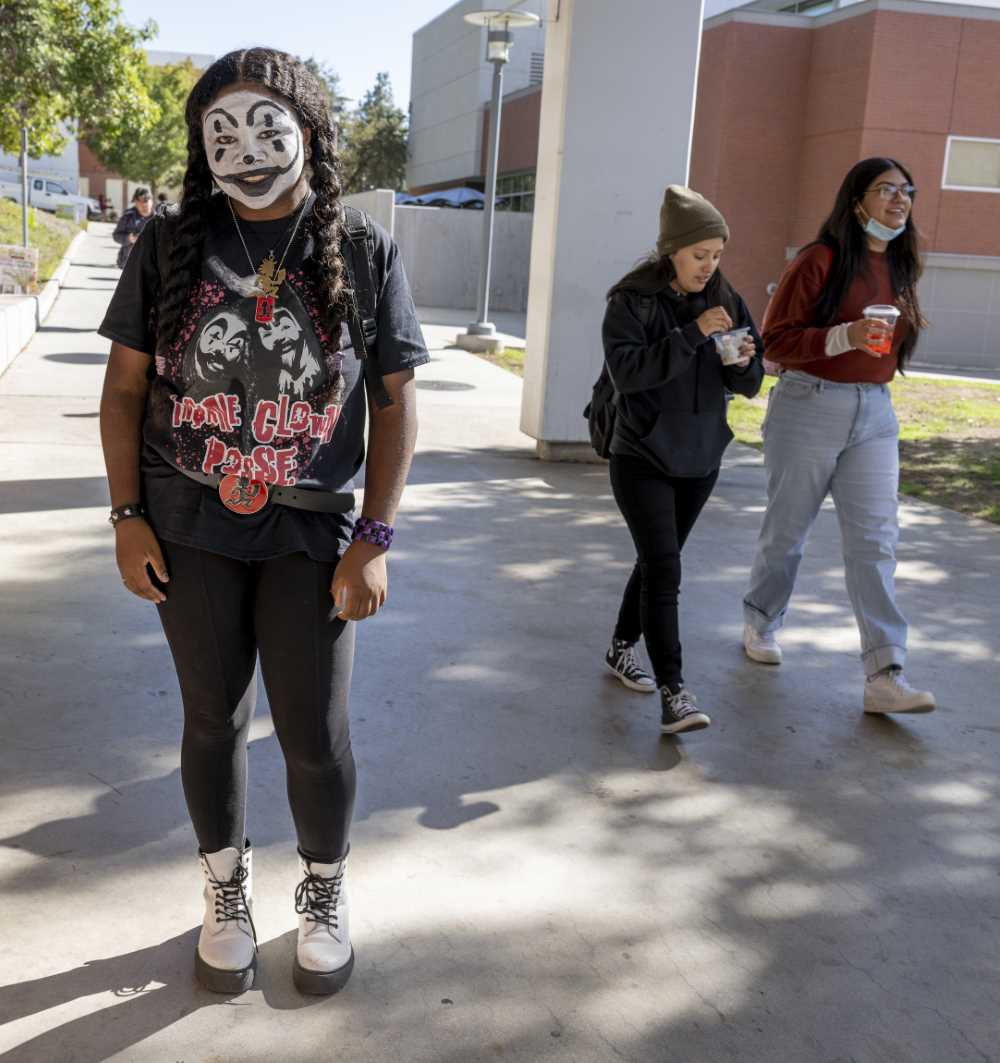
{"left": 2, "top": 227, "right": 999, "bottom": 1063}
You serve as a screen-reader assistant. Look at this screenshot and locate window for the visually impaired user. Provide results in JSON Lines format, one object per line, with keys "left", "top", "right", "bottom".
{"left": 529, "top": 52, "right": 544, "bottom": 86}
{"left": 496, "top": 172, "right": 535, "bottom": 213}
{"left": 778, "top": 0, "right": 859, "bottom": 14}
{"left": 780, "top": 1, "right": 835, "bottom": 14}
{"left": 33, "top": 179, "right": 43, "bottom": 190}
{"left": 46, "top": 181, "right": 67, "bottom": 195}
{"left": 943, "top": 137, "right": 1000, "bottom": 193}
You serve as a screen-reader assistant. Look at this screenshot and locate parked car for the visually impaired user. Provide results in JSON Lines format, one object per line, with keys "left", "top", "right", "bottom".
{"left": 0, "top": 173, "right": 100, "bottom": 219}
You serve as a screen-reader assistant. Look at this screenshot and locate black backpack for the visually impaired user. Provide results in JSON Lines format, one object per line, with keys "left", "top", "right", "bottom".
{"left": 584, "top": 294, "right": 656, "bottom": 459}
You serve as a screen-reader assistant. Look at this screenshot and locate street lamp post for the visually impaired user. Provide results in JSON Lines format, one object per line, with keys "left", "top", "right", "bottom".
{"left": 20, "top": 122, "right": 29, "bottom": 248}
{"left": 456, "top": 8, "right": 541, "bottom": 353}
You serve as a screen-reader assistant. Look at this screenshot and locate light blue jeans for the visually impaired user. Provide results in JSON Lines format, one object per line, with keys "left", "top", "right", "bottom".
{"left": 743, "top": 370, "right": 907, "bottom": 677}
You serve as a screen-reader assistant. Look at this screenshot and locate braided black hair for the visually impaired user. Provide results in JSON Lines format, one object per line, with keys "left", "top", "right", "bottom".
{"left": 157, "top": 48, "right": 348, "bottom": 353}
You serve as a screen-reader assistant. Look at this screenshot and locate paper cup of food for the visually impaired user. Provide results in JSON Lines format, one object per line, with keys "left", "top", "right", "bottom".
{"left": 713, "top": 327, "right": 751, "bottom": 366}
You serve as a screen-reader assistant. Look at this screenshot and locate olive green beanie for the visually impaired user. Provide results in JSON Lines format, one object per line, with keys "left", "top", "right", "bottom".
{"left": 656, "top": 185, "right": 729, "bottom": 258}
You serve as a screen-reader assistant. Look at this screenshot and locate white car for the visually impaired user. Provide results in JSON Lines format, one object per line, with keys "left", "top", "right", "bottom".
{"left": 0, "top": 174, "right": 100, "bottom": 218}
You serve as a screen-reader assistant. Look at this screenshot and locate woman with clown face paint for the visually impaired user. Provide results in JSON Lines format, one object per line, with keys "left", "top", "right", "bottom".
{"left": 98, "top": 49, "right": 429, "bottom": 996}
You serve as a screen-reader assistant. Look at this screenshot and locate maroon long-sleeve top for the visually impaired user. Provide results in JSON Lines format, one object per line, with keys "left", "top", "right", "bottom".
{"left": 763, "top": 243, "right": 907, "bottom": 383}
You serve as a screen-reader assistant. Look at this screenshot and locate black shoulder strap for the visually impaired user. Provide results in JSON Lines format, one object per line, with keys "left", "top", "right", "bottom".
{"left": 341, "top": 205, "right": 378, "bottom": 356}
{"left": 150, "top": 204, "right": 181, "bottom": 356}
{"left": 152, "top": 203, "right": 177, "bottom": 280}
{"left": 340, "top": 205, "right": 391, "bottom": 409}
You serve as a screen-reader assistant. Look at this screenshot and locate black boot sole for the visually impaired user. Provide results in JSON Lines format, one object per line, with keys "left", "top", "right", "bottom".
{"left": 293, "top": 947, "right": 355, "bottom": 995}
{"left": 195, "top": 951, "right": 257, "bottom": 993}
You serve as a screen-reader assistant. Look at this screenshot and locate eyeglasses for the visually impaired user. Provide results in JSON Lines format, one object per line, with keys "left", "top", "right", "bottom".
{"left": 868, "top": 182, "right": 916, "bottom": 201}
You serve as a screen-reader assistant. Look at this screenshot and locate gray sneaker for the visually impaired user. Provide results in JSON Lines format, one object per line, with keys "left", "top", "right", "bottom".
{"left": 660, "top": 687, "right": 711, "bottom": 734}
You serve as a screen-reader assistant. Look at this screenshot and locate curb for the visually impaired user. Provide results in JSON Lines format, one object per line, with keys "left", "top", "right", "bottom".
{"left": 0, "top": 227, "right": 87, "bottom": 380}
{"left": 36, "top": 228, "right": 87, "bottom": 324}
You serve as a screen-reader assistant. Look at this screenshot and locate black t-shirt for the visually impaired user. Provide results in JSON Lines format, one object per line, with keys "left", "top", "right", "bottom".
{"left": 99, "top": 194, "right": 429, "bottom": 562}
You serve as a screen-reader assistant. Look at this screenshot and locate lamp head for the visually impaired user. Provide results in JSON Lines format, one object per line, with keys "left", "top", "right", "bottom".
{"left": 487, "top": 27, "right": 514, "bottom": 63}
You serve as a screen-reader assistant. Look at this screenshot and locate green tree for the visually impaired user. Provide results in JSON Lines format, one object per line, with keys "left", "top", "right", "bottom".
{"left": 0, "top": 0, "right": 156, "bottom": 158}
{"left": 87, "top": 59, "right": 199, "bottom": 197}
{"left": 301, "top": 57, "right": 348, "bottom": 136}
{"left": 340, "top": 72, "right": 408, "bottom": 194}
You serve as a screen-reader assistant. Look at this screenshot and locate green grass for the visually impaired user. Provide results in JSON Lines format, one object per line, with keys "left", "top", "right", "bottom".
{"left": 729, "top": 374, "right": 1000, "bottom": 524}
{"left": 473, "top": 346, "right": 525, "bottom": 376}
{"left": 0, "top": 199, "right": 82, "bottom": 289}
{"left": 471, "top": 344, "right": 1000, "bottom": 524}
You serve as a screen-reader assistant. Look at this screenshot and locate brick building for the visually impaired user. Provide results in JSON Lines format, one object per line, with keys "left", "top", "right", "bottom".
{"left": 408, "top": 0, "right": 1000, "bottom": 368}
{"left": 692, "top": 0, "right": 1000, "bottom": 368}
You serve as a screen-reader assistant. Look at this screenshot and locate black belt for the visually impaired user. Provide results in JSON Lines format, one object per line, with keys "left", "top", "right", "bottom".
{"left": 177, "top": 467, "right": 355, "bottom": 514}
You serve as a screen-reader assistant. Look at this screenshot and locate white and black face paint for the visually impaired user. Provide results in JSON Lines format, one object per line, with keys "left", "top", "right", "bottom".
{"left": 203, "top": 90, "right": 305, "bottom": 209}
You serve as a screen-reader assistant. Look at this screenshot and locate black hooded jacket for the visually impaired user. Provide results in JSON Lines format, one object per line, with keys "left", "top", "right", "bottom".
{"left": 602, "top": 285, "right": 764, "bottom": 477}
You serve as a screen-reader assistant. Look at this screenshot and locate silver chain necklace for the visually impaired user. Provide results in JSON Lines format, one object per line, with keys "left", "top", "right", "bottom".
{"left": 227, "top": 192, "right": 311, "bottom": 324}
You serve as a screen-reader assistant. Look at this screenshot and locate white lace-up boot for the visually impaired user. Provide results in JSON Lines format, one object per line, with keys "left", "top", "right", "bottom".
{"left": 864, "top": 668, "right": 936, "bottom": 714}
{"left": 293, "top": 852, "right": 354, "bottom": 995}
{"left": 196, "top": 843, "right": 257, "bottom": 993}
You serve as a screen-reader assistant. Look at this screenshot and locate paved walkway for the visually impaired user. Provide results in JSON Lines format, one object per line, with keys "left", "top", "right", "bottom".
{"left": 2, "top": 228, "right": 999, "bottom": 1063}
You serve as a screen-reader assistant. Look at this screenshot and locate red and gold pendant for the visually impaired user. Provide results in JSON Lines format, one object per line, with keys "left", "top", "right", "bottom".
{"left": 253, "top": 252, "right": 286, "bottom": 325}
{"left": 255, "top": 295, "right": 275, "bottom": 323}
{"left": 219, "top": 475, "right": 269, "bottom": 515}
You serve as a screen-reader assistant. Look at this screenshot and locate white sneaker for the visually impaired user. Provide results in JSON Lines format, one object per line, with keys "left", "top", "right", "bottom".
{"left": 293, "top": 852, "right": 354, "bottom": 995}
{"left": 743, "top": 624, "right": 783, "bottom": 665}
{"left": 864, "top": 669, "right": 936, "bottom": 714}
{"left": 196, "top": 844, "right": 257, "bottom": 993}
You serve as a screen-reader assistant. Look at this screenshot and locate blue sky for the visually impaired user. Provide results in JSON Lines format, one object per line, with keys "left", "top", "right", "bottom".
{"left": 120, "top": 0, "right": 454, "bottom": 109}
{"left": 123, "top": 0, "right": 1000, "bottom": 109}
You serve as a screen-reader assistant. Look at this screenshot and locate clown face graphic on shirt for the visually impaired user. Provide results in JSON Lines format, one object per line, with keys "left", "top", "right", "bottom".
{"left": 202, "top": 90, "right": 305, "bottom": 208}
{"left": 195, "top": 310, "right": 249, "bottom": 381}
{"left": 258, "top": 307, "right": 322, "bottom": 399}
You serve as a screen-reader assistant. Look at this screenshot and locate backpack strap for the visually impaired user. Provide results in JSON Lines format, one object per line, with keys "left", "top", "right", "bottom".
{"left": 152, "top": 203, "right": 177, "bottom": 287}
{"left": 340, "top": 205, "right": 391, "bottom": 408}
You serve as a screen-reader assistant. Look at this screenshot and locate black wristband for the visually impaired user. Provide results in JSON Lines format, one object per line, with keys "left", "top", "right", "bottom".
{"left": 109, "top": 502, "right": 145, "bottom": 528}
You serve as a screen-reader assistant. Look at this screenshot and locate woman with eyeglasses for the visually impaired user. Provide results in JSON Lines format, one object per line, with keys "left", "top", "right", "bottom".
{"left": 741, "top": 157, "right": 936, "bottom": 715}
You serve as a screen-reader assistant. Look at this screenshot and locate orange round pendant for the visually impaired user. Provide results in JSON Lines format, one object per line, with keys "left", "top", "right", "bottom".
{"left": 219, "top": 475, "right": 269, "bottom": 515}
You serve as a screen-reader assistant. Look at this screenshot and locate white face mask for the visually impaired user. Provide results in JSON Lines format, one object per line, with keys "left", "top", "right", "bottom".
{"left": 202, "top": 90, "right": 305, "bottom": 209}
{"left": 864, "top": 216, "right": 906, "bottom": 242}
{"left": 856, "top": 202, "right": 906, "bottom": 243}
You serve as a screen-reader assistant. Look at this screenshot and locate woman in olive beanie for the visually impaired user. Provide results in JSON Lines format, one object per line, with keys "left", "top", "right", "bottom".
{"left": 601, "top": 185, "right": 764, "bottom": 734}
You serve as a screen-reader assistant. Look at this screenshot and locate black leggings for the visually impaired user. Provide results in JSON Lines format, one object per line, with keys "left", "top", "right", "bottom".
{"left": 610, "top": 454, "right": 719, "bottom": 690}
{"left": 156, "top": 541, "right": 356, "bottom": 862}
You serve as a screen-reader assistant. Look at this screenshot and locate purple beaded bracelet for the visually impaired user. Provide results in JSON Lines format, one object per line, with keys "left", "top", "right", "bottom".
{"left": 352, "top": 516, "right": 394, "bottom": 550}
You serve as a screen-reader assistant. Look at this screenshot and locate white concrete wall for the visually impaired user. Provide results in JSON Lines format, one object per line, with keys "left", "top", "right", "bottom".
{"left": 341, "top": 189, "right": 396, "bottom": 237}
{"left": 407, "top": 0, "right": 546, "bottom": 191}
{"left": 393, "top": 205, "right": 533, "bottom": 312}
{"left": 521, "top": 0, "right": 706, "bottom": 456}
{"left": 0, "top": 297, "right": 37, "bottom": 379}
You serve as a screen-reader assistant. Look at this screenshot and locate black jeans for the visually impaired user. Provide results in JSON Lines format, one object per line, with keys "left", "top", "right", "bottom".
{"left": 156, "top": 541, "right": 356, "bottom": 862}
{"left": 610, "top": 454, "right": 719, "bottom": 690}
